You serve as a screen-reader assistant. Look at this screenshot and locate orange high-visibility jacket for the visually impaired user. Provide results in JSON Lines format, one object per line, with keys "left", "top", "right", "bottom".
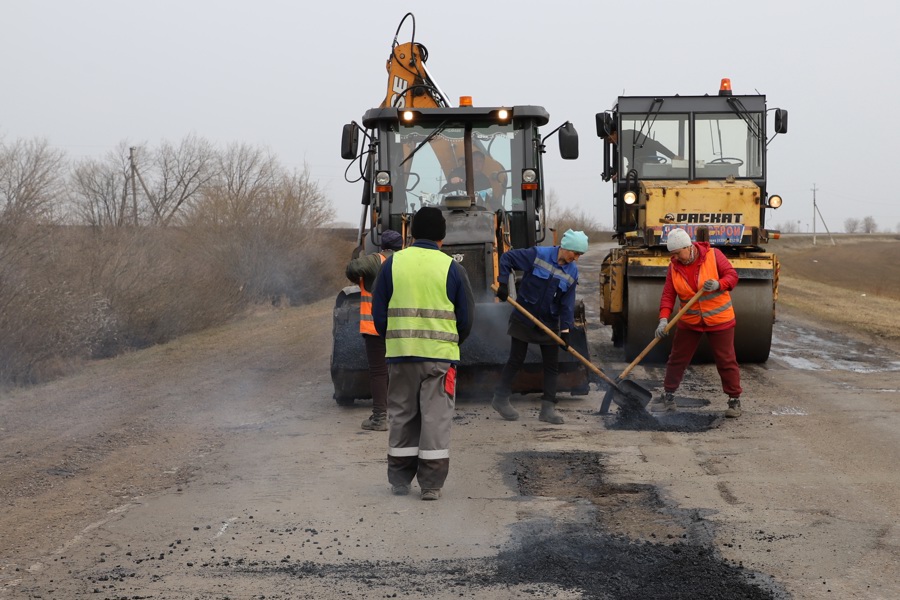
{"left": 359, "top": 253, "right": 386, "bottom": 335}
{"left": 670, "top": 249, "right": 735, "bottom": 327}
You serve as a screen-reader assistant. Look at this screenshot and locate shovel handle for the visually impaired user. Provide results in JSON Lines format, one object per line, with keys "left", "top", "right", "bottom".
{"left": 490, "top": 285, "right": 619, "bottom": 389}
{"left": 617, "top": 286, "right": 706, "bottom": 380}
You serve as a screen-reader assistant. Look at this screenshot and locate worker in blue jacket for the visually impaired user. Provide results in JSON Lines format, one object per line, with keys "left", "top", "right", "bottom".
{"left": 491, "top": 229, "right": 589, "bottom": 424}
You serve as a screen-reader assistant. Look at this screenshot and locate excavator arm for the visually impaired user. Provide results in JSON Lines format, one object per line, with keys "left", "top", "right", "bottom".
{"left": 382, "top": 13, "right": 450, "bottom": 109}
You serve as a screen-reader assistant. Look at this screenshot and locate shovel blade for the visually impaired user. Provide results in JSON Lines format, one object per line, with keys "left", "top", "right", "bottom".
{"left": 619, "top": 379, "right": 653, "bottom": 407}
{"left": 597, "top": 378, "right": 652, "bottom": 414}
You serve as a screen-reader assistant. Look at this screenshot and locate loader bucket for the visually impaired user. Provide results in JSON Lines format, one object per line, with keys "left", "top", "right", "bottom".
{"left": 330, "top": 292, "right": 591, "bottom": 405}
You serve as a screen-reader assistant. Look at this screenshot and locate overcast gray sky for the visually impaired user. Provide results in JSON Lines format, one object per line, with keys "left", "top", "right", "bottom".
{"left": 3, "top": 0, "right": 899, "bottom": 233}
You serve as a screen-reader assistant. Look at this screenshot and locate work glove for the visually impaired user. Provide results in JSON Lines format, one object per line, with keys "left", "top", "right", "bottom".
{"left": 559, "top": 330, "right": 570, "bottom": 350}
{"left": 655, "top": 318, "right": 669, "bottom": 339}
{"left": 496, "top": 283, "right": 509, "bottom": 302}
{"left": 703, "top": 279, "right": 720, "bottom": 292}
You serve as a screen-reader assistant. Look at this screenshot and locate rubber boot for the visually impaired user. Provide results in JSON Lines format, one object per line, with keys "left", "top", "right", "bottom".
{"left": 491, "top": 394, "right": 519, "bottom": 421}
{"left": 539, "top": 400, "right": 564, "bottom": 424}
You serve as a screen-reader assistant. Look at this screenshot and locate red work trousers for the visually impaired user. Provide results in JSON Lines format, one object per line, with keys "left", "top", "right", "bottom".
{"left": 663, "top": 327, "right": 743, "bottom": 398}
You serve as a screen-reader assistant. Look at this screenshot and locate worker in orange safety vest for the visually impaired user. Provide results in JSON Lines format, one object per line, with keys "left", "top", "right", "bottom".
{"left": 649, "top": 227, "right": 744, "bottom": 418}
{"left": 345, "top": 229, "right": 403, "bottom": 430}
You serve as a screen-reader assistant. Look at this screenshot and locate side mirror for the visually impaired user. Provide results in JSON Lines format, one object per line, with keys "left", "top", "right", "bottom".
{"left": 559, "top": 122, "right": 579, "bottom": 160}
{"left": 774, "top": 109, "right": 788, "bottom": 134}
{"left": 595, "top": 112, "right": 614, "bottom": 138}
{"left": 341, "top": 123, "right": 359, "bottom": 160}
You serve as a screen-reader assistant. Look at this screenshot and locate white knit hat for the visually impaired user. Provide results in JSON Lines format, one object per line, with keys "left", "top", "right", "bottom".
{"left": 666, "top": 228, "right": 692, "bottom": 252}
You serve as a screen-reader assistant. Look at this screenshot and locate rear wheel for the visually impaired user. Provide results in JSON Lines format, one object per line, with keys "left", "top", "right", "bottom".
{"left": 623, "top": 277, "right": 774, "bottom": 364}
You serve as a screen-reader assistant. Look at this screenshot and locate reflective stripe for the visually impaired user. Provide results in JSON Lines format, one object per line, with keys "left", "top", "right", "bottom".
{"left": 388, "top": 446, "right": 419, "bottom": 457}
{"left": 700, "top": 300, "right": 733, "bottom": 318}
{"left": 387, "top": 308, "right": 457, "bottom": 320}
{"left": 386, "top": 329, "right": 460, "bottom": 343}
{"left": 419, "top": 449, "right": 450, "bottom": 460}
{"left": 533, "top": 256, "right": 576, "bottom": 287}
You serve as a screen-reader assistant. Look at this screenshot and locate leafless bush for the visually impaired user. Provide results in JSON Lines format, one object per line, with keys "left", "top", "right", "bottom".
{"left": 1, "top": 136, "right": 340, "bottom": 386}
{"left": 544, "top": 190, "right": 608, "bottom": 240}
{"left": 0, "top": 225, "right": 113, "bottom": 383}
{"left": 774, "top": 221, "right": 799, "bottom": 233}
{"left": 552, "top": 206, "right": 607, "bottom": 239}
{"left": 844, "top": 218, "right": 860, "bottom": 234}
{"left": 184, "top": 147, "right": 336, "bottom": 304}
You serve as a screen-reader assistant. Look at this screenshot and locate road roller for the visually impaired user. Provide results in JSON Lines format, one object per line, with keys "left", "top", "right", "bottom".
{"left": 595, "top": 78, "right": 789, "bottom": 363}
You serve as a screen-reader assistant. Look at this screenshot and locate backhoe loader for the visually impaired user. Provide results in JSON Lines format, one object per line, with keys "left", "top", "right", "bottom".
{"left": 331, "top": 13, "right": 588, "bottom": 404}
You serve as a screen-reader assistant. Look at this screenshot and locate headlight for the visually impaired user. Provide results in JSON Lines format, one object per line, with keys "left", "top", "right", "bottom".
{"left": 624, "top": 190, "right": 637, "bottom": 205}
{"left": 767, "top": 194, "right": 783, "bottom": 209}
{"left": 522, "top": 169, "right": 537, "bottom": 183}
{"left": 497, "top": 108, "right": 510, "bottom": 121}
{"left": 402, "top": 110, "right": 415, "bottom": 122}
{"left": 375, "top": 171, "right": 391, "bottom": 186}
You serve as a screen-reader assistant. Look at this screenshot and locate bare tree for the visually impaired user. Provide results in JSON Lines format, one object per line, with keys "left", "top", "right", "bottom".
{"left": 862, "top": 216, "right": 878, "bottom": 234}
{"left": 69, "top": 142, "right": 134, "bottom": 227}
{"left": 776, "top": 221, "right": 798, "bottom": 233}
{"left": 844, "top": 218, "right": 860, "bottom": 234}
{"left": 0, "top": 138, "right": 66, "bottom": 226}
{"left": 138, "top": 134, "right": 216, "bottom": 226}
{"left": 188, "top": 143, "right": 280, "bottom": 227}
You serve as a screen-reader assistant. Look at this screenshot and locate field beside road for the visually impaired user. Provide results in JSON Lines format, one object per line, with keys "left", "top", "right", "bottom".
{"left": 772, "top": 234, "right": 900, "bottom": 350}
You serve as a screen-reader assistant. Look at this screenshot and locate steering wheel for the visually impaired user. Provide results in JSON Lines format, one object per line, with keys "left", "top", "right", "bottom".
{"left": 646, "top": 155, "right": 669, "bottom": 164}
{"left": 708, "top": 157, "right": 744, "bottom": 166}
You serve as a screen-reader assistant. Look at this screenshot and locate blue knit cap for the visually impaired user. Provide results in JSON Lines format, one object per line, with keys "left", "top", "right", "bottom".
{"left": 380, "top": 229, "right": 403, "bottom": 250}
{"left": 560, "top": 229, "right": 589, "bottom": 253}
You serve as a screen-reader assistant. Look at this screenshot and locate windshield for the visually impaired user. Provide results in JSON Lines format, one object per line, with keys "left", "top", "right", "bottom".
{"left": 618, "top": 114, "right": 689, "bottom": 179}
{"left": 619, "top": 111, "right": 763, "bottom": 179}
{"left": 695, "top": 112, "right": 763, "bottom": 178}
{"left": 385, "top": 121, "right": 521, "bottom": 213}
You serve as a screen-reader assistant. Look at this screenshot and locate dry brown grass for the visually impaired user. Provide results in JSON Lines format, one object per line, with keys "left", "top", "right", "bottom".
{"left": 773, "top": 234, "right": 900, "bottom": 350}
{"left": 0, "top": 225, "right": 354, "bottom": 386}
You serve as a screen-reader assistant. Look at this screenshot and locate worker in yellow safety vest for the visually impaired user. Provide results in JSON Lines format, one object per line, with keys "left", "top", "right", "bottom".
{"left": 371, "top": 207, "right": 474, "bottom": 501}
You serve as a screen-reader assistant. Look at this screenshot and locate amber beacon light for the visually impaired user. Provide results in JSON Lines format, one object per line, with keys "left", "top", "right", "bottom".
{"left": 719, "top": 78, "right": 733, "bottom": 96}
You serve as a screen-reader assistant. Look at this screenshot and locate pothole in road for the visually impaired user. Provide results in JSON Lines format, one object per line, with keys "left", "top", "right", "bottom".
{"left": 608, "top": 403, "right": 722, "bottom": 432}
{"left": 503, "top": 450, "right": 784, "bottom": 599}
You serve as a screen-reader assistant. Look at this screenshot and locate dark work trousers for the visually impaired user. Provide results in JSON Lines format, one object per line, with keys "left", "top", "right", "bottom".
{"left": 363, "top": 334, "right": 388, "bottom": 416}
{"left": 495, "top": 336, "right": 560, "bottom": 402}
{"left": 663, "top": 327, "right": 743, "bottom": 398}
{"left": 386, "top": 361, "right": 456, "bottom": 491}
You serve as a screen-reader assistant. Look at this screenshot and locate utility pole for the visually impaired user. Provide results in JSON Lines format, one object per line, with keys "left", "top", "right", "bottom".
{"left": 811, "top": 183, "right": 818, "bottom": 245}
{"left": 129, "top": 147, "right": 138, "bottom": 226}
{"left": 811, "top": 183, "right": 836, "bottom": 245}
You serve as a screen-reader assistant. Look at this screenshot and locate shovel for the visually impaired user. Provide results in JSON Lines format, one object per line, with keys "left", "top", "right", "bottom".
{"left": 491, "top": 286, "right": 651, "bottom": 413}
{"left": 598, "top": 287, "right": 705, "bottom": 414}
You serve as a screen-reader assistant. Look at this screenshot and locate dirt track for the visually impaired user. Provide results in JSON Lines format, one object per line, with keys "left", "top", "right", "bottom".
{"left": 1, "top": 235, "right": 898, "bottom": 599}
